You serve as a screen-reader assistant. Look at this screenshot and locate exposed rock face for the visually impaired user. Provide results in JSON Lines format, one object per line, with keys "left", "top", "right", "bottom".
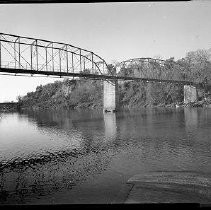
{"left": 61, "top": 83, "right": 72, "bottom": 97}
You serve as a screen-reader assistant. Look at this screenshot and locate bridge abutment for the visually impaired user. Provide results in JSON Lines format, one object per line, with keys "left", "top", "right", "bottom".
{"left": 103, "top": 80, "right": 118, "bottom": 112}
{"left": 184, "top": 85, "right": 198, "bottom": 104}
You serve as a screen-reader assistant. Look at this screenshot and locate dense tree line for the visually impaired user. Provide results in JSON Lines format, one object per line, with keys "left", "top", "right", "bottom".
{"left": 18, "top": 48, "right": 211, "bottom": 110}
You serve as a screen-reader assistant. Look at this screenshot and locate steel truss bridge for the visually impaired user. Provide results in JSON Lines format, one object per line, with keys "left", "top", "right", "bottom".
{"left": 0, "top": 33, "right": 197, "bottom": 86}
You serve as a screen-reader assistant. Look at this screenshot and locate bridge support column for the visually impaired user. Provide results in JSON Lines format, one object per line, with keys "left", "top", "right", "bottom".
{"left": 103, "top": 80, "right": 118, "bottom": 112}
{"left": 184, "top": 85, "right": 198, "bottom": 104}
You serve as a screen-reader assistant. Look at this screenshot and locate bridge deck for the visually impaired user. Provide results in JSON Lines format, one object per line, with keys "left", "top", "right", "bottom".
{"left": 0, "top": 67, "right": 195, "bottom": 86}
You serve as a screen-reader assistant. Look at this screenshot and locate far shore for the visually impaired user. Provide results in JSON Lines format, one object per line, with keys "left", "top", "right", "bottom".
{"left": 10, "top": 99, "right": 211, "bottom": 113}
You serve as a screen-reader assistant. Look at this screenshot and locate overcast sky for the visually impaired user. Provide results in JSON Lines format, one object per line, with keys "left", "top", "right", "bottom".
{"left": 0, "top": 2, "right": 211, "bottom": 102}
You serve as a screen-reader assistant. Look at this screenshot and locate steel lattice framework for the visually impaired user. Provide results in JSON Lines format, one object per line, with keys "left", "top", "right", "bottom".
{"left": 0, "top": 32, "right": 110, "bottom": 79}
{"left": 115, "top": 57, "right": 195, "bottom": 85}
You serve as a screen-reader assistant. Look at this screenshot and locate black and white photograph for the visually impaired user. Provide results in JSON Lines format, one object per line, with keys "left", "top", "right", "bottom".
{"left": 0, "top": 0, "right": 211, "bottom": 206}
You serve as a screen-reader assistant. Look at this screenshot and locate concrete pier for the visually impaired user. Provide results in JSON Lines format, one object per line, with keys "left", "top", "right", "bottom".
{"left": 184, "top": 85, "right": 198, "bottom": 104}
{"left": 103, "top": 80, "right": 118, "bottom": 112}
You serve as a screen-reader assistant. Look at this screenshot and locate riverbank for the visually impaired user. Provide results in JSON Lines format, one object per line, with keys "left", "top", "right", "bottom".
{"left": 16, "top": 75, "right": 211, "bottom": 112}
{"left": 157, "top": 99, "right": 211, "bottom": 108}
{"left": 17, "top": 98, "right": 211, "bottom": 112}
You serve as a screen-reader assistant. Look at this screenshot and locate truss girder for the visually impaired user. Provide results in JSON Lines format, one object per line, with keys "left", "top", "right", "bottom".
{"left": 0, "top": 32, "right": 109, "bottom": 77}
{"left": 116, "top": 57, "right": 185, "bottom": 82}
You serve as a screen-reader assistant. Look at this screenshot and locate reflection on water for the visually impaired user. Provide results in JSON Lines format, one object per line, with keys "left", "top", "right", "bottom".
{"left": 0, "top": 107, "right": 211, "bottom": 203}
{"left": 184, "top": 108, "right": 198, "bottom": 131}
{"left": 104, "top": 113, "right": 117, "bottom": 140}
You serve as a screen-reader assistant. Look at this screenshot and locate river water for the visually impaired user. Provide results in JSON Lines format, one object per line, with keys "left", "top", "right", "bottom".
{"left": 0, "top": 107, "right": 211, "bottom": 204}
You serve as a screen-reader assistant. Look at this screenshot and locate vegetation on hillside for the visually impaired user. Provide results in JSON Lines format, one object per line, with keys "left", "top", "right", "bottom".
{"left": 18, "top": 48, "right": 211, "bottom": 111}
{"left": 18, "top": 78, "right": 103, "bottom": 110}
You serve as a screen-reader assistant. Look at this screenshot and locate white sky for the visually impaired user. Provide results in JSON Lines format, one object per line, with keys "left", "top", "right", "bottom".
{"left": 0, "top": 2, "right": 211, "bottom": 102}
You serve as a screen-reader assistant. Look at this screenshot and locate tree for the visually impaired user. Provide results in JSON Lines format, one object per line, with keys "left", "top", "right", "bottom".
{"left": 184, "top": 49, "right": 211, "bottom": 83}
